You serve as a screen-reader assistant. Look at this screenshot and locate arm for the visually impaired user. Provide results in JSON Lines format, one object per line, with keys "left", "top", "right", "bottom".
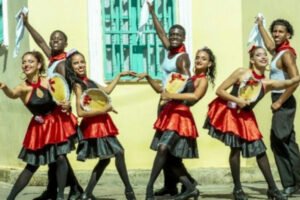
{"left": 216, "top": 68, "right": 250, "bottom": 108}
{"left": 22, "top": 13, "right": 51, "bottom": 58}
{"left": 74, "top": 84, "right": 113, "bottom": 118}
{"left": 0, "top": 82, "right": 23, "bottom": 99}
{"left": 176, "top": 53, "right": 191, "bottom": 76}
{"left": 257, "top": 17, "right": 275, "bottom": 54}
{"left": 148, "top": 3, "right": 170, "bottom": 49}
{"left": 271, "top": 52, "right": 299, "bottom": 111}
{"left": 162, "top": 78, "right": 208, "bottom": 101}
{"left": 264, "top": 75, "right": 300, "bottom": 92}
{"left": 54, "top": 61, "right": 66, "bottom": 78}
{"left": 101, "top": 71, "right": 131, "bottom": 94}
{"left": 136, "top": 73, "right": 163, "bottom": 93}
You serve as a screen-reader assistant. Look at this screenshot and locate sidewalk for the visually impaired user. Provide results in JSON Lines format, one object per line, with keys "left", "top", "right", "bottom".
{"left": 1, "top": 181, "right": 300, "bottom": 200}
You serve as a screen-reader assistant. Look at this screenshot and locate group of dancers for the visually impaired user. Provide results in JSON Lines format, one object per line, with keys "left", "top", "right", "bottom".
{"left": 1, "top": 3, "right": 300, "bottom": 200}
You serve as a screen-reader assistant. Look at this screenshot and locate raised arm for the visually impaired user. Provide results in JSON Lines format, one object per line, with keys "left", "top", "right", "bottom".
{"left": 22, "top": 13, "right": 51, "bottom": 58}
{"left": 74, "top": 84, "right": 113, "bottom": 118}
{"left": 216, "top": 68, "right": 250, "bottom": 108}
{"left": 148, "top": 3, "right": 170, "bottom": 49}
{"left": 257, "top": 16, "right": 275, "bottom": 54}
{"left": 162, "top": 78, "right": 208, "bottom": 101}
{"left": 100, "top": 71, "right": 133, "bottom": 94}
{"left": 135, "top": 73, "right": 163, "bottom": 93}
{"left": 270, "top": 52, "right": 299, "bottom": 111}
{"left": 0, "top": 82, "right": 24, "bottom": 99}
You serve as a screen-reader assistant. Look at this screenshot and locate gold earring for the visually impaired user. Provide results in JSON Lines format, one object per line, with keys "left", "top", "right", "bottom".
{"left": 19, "top": 71, "right": 27, "bottom": 80}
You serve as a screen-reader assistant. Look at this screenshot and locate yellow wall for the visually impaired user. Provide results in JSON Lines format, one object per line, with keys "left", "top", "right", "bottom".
{"left": 2, "top": 0, "right": 299, "bottom": 170}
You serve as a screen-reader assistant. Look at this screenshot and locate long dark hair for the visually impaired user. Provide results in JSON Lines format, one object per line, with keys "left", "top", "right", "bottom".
{"left": 65, "top": 51, "right": 87, "bottom": 91}
{"left": 197, "top": 48, "right": 216, "bottom": 87}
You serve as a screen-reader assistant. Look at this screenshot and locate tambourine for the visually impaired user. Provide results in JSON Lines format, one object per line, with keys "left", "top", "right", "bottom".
{"left": 164, "top": 72, "right": 189, "bottom": 93}
{"left": 238, "top": 75, "right": 262, "bottom": 102}
{"left": 80, "top": 88, "right": 111, "bottom": 111}
{"left": 48, "top": 73, "right": 70, "bottom": 104}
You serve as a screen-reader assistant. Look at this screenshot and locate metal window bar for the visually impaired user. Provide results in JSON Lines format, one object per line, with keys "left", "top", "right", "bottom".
{"left": 102, "top": 0, "right": 175, "bottom": 81}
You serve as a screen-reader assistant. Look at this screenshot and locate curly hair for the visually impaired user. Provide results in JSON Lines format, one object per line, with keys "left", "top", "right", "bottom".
{"left": 169, "top": 24, "right": 186, "bottom": 38}
{"left": 22, "top": 51, "right": 45, "bottom": 75}
{"left": 269, "top": 19, "right": 294, "bottom": 39}
{"left": 196, "top": 48, "right": 216, "bottom": 87}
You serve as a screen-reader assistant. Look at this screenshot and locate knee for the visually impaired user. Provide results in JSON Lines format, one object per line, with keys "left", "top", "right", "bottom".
{"left": 100, "top": 158, "right": 111, "bottom": 166}
{"left": 56, "top": 155, "right": 67, "bottom": 164}
{"left": 116, "top": 150, "right": 124, "bottom": 158}
{"left": 25, "top": 164, "right": 39, "bottom": 173}
{"left": 158, "top": 145, "right": 168, "bottom": 155}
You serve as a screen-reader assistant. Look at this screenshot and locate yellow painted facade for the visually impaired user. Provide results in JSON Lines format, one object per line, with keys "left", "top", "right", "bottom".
{"left": 1, "top": 0, "right": 300, "bottom": 170}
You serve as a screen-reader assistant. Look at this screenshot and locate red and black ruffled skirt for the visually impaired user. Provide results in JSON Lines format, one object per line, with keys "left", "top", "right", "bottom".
{"left": 76, "top": 114, "right": 123, "bottom": 161}
{"left": 151, "top": 101, "right": 198, "bottom": 158}
{"left": 203, "top": 97, "right": 266, "bottom": 157}
{"left": 19, "top": 107, "right": 78, "bottom": 166}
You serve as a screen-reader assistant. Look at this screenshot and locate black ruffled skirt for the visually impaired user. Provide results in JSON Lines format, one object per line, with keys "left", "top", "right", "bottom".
{"left": 204, "top": 117, "right": 266, "bottom": 158}
{"left": 76, "top": 136, "right": 124, "bottom": 161}
{"left": 150, "top": 130, "right": 198, "bottom": 159}
{"left": 18, "top": 134, "right": 77, "bottom": 166}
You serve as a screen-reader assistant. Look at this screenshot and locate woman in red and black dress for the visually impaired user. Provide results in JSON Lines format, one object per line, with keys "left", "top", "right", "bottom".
{"left": 65, "top": 51, "right": 136, "bottom": 200}
{"left": 138, "top": 47, "right": 216, "bottom": 200}
{"left": 0, "top": 51, "right": 76, "bottom": 200}
{"left": 203, "top": 46, "right": 299, "bottom": 200}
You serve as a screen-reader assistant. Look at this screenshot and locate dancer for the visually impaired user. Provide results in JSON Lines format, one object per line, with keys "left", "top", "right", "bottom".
{"left": 65, "top": 51, "right": 136, "bottom": 200}
{"left": 257, "top": 17, "right": 300, "bottom": 196}
{"left": 204, "top": 46, "right": 299, "bottom": 200}
{"left": 146, "top": 2, "right": 196, "bottom": 196}
{"left": 22, "top": 13, "right": 83, "bottom": 200}
{"left": 136, "top": 47, "right": 216, "bottom": 200}
{"left": 1, "top": 51, "right": 76, "bottom": 200}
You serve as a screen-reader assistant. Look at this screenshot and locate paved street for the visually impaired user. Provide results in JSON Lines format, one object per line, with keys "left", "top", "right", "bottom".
{"left": 1, "top": 181, "right": 300, "bottom": 200}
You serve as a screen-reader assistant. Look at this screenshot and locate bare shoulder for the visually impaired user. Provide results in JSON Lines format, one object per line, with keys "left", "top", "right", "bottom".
{"left": 178, "top": 53, "right": 190, "bottom": 61}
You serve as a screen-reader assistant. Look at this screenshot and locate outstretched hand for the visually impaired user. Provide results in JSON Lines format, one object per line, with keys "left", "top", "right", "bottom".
{"left": 119, "top": 71, "right": 137, "bottom": 77}
{"left": 0, "top": 82, "right": 6, "bottom": 89}
{"left": 134, "top": 73, "right": 149, "bottom": 82}
{"left": 59, "top": 100, "right": 71, "bottom": 112}
{"left": 161, "top": 92, "right": 171, "bottom": 100}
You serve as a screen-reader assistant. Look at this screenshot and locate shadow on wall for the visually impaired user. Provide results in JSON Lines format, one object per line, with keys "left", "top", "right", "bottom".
{"left": 0, "top": 45, "right": 8, "bottom": 72}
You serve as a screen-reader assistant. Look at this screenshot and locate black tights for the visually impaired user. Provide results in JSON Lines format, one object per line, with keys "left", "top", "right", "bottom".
{"left": 7, "top": 155, "right": 68, "bottom": 200}
{"left": 146, "top": 145, "right": 169, "bottom": 196}
{"left": 229, "top": 148, "right": 276, "bottom": 190}
{"left": 85, "top": 150, "right": 133, "bottom": 195}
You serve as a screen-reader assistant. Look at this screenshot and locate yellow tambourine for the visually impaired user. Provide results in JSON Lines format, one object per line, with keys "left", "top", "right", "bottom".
{"left": 164, "top": 72, "right": 189, "bottom": 94}
{"left": 80, "top": 88, "right": 111, "bottom": 111}
{"left": 48, "top": 73, "right": 70, "bottom": 104}
{"left": 238, "top": 76, "right": 262, "bottom": 102}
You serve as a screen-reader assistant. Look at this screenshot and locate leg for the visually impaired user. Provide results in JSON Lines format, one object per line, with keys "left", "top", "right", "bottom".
{"left": 146, "top": 144, "right": 169, "bottom": 198}
{"left": 169, "top": 164, "right": 199, "bottom": 200}
{"left": 271, "top": 130, "right": 295, "bottom": 188}
{"left": 84, "top": 158, "right": 110, "bottom": 196}
{"left": 115, "top": 150, "right": 136, "bottom": 199}
{"left": 256, "top": 152, "right": 286, "bottom": 200}
{"left": 33, "top": 163, "right": 57, "bottom": 200}
{"left": 66, "top": 157, "right": 83, "bottom": 200}
{"left": 7, "top": 164, "right": 39, "bottom": 200}
{"left": 56, "top": 155, "right": 69, "bottom": 199}
{"left": 229, "top": 148, "right": 248, "bottom": 200}
{"left": 286, "top": 130, "right": 300, "bottom": 186}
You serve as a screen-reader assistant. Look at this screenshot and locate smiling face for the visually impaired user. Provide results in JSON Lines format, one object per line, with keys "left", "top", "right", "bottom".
{"left": 49, "top": 31, "right": 67, "bottom": 53}
{"left": 22, "top": 54, "right": 41, "bottom": 76}
{"left": 272, "top": 25, "right": 291, "bottom": 46}
{"left": 168, "top": 28, "right": 185, "bottom": 49}
{"left": 250, "top": 48, "right": 269, "bottom": 70}
{"left": 194, "top": 50, "right": 211, "bottom": 74}
{"left": 71, "top": 54, "right": 87, "bottom": 77}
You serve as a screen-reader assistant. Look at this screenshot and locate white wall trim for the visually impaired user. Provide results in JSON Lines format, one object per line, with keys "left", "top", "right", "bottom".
{"left": 87, "top": 0, "right": 105, "bottom": 85}
{"left": 177, "top": 0, "right": 193, "bottom": 70}
{"left": 2, "top": 0, "right": 9, "bottom": 46}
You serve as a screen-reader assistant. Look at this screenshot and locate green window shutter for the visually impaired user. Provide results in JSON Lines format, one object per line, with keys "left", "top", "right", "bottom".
{"left": 0, "top": 0, "right": 4, "bottom": 43}
{"left": 101, "top": 0, "right": 176, "bottom": 81}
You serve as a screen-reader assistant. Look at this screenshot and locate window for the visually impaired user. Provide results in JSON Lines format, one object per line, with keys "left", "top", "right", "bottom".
{"left": 101, "top": 0, "right": 176, "bottom": 81}
{"left": 0, "top": 0, "right": 4, "bottom": 43}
